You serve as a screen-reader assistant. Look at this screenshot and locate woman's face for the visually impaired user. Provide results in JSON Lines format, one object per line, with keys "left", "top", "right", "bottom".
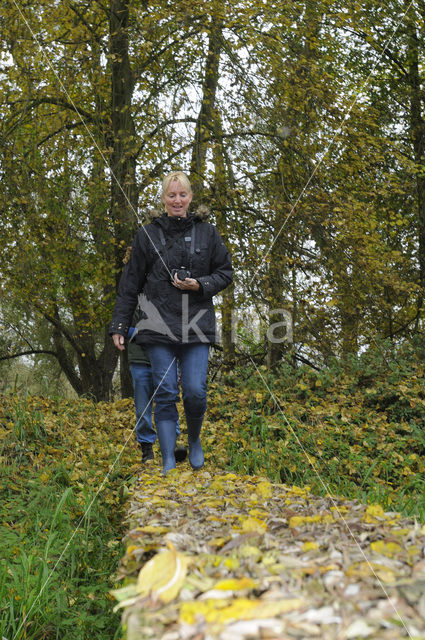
{"left": 163, "top": 180, "right": 192, "bottom": 217}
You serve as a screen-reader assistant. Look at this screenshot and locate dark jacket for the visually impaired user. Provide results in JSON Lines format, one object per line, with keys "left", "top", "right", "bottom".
{"left": 109, "top": 212, "right": 232, "bottom": 345}
{"left": 127, "top": 308, "right": 150, "bottom": 365}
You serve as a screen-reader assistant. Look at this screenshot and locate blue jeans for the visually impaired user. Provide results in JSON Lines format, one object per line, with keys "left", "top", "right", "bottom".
{"left": 145, "top": 343, "right": 210, "bottom": 424}
{"left": 129, "top": 363, "right": 156, "bottom": 444}
{"left": 130, "top": 363, "right": 181, "bottom": 445}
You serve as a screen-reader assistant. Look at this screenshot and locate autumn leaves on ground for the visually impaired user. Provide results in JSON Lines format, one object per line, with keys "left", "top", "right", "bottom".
{"left": 1, "top": 343, "right": 425, "bottom": 639}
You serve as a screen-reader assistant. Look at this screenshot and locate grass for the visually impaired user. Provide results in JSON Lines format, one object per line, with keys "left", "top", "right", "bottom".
{"left": 0, "top": 392, "right": 138, "bottom": 640}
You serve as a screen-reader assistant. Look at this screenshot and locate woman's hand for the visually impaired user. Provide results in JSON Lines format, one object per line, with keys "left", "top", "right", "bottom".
{"left": 172, "top": 273, "right": 200, "bottom": 291}
{"left": 112, "top": 333, "right": 125, "bottom": 351}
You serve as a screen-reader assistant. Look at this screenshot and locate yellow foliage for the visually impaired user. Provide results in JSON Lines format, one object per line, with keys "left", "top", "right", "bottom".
{"left": 208, "top": 537, "right": 228, "bottom": 548}
{"left": 214, "top": 577, "right": 256, "bottom": 591}
{"left": 139, "top": 525, "right": 169, "bottom": 535}
{"left": 407, "top": 545, "right": 419, "bottom": 557}
{"left": 362, "top": 504, "right": 385, "bottom": 522}
{"left": 206, "top": 515, "right": 227, "bottom": 523}
{"left": 136, "top": 542, "right": 190, "bottom": 603}
{"left": 240, "top": 517, "right": 267, "bottom": 533}
{"left": 256, "top": 480, "right": 272, "bottom": 499}
{"left": 223, "top": 557, "right": 240, "bottom": 570}
{"left": 239, "top": 545, "right": 261, "bottom": 558}
{"left": 126, "top": 545, "right": 139, "bottom": 556}
{"left": 179, "top": 596, "right": 304, "bottom": 625}
{"left": 390, "top": 528, "right": 410, "bottom": 537}
{"left": 370, "top": 541, "right": 402, "bottom": 557}
{"left": 288, "top": 485, "right": 311, "bottom": 496}
{"left": 288, "top": 514, "right": 334, "bottom": 528}
{"left": 346, "top": 562, "right": 396, "bottom": 584}
{"left": 331, "top": 505, "right": 349, "bottom": 513}
{"left": 201, "top": 498, "right": 224, "bottom": 508}
{"left": 249, "top": 508, "right": 269, "bottom": 519}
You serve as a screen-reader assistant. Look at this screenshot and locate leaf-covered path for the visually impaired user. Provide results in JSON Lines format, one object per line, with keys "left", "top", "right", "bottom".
{"left": 114, "top": 467, "right": 425, "bottom": 640}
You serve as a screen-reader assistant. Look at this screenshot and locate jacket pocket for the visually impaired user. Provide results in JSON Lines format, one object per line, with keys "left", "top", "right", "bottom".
{"left": 193, "top": 245, "right": 210, "bottom": 274}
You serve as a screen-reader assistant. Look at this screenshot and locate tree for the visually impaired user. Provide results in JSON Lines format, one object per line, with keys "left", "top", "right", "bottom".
{"left": 2, "top": 0, "right": 424, "bottom": 393}
{"left": 0, "top": 0, "right": 209, "bottom": 397}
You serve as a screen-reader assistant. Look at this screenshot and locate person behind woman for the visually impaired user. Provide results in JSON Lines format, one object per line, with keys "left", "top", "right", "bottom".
{"left": 110, "top": 171, "right": 233, "bottom": 474}
{"left": 128, "top": 305, "right": 185, "bottom": 464}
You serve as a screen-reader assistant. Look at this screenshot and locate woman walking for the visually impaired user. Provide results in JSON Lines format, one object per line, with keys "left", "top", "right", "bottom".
{"left": 110, "top": 171, "right": 233, "bottom": 474}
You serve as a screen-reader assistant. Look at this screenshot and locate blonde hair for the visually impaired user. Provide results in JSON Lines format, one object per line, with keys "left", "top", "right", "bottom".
{"left": 161, "top": 171, "right": 192, "bottom": 200}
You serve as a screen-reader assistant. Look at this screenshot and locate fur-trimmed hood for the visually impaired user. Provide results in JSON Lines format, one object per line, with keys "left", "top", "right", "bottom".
{"left": 123, "top": 206, "right": 211, "bottom": 264}
{"left": 144, "top": 205, "right": 210, "bottom": 222}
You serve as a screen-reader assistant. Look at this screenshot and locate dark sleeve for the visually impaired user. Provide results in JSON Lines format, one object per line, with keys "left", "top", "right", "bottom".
{"left": 109, "top": 230, "right": 148, "bottom": 336}
{"left": 196, "top": 226, "right": 233, "bottom": 300}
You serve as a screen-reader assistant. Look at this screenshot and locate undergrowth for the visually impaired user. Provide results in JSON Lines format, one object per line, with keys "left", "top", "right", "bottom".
{"left": 1, "top": 339, "right": 424, "bottom": 638}
{"left": 206, "top": 338, "right": 425, "bottom": 521}
{"left": 0, "top": 393, "right": 138, "bottom": 640}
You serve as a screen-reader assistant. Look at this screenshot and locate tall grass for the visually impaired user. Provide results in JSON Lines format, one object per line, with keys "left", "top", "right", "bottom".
{"left": 0, "top": 394, "right": 127, "bottom": 640}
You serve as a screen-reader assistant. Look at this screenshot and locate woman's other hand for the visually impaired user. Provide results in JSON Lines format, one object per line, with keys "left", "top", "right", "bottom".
{"left": 112, "top": 333, "right": 125, "bottom": 350}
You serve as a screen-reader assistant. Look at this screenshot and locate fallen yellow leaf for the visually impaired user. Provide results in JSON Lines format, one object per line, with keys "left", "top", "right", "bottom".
{"left": 214, "top": 577, "right": 256, "bottom": 591}
{"left": 346, "top": 561, "right": 396, "bottom": 584}
{"left": 136, "top": 542, "right": 190, "bottom": 603}
{"left": 362, "top": 504, "right": 385, "bottom": 523}
{"left": 370, "top": 541, "right": 402, "bottom": 557}
{"left": 125, "top": 544, "right": 139, "bottom": 555}
{"left": 139, "top": 525, "right": 169, "bottom": 535}
{"left": 240, "top": 517, "right": 267, "bottom": 533}
{"left": 208, "top": 537, "right": 229, "bottom": 548}
{"left": 239, "top": 544, "right": 261, "bottom": 558}
{"left": 223, "top": 557, "right": 240, "bottom": 569}
{"left": 179, "top": 597, "right": 304, "bottom": 625}
{"left": 249, "top": 508, "right": 269, "bottom": 519}
{"left": 288, "top": 514, "right": 334, "bottom": 528}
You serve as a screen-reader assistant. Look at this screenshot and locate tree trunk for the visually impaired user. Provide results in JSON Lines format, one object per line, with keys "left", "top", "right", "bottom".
{"left": 109, "top": 0, "right": 138, "bottom": 398}
{"left": 189, "top": 16, "right": 223, "bottom": 203}
{"left": 407, "top": 17, "right": 425, "bottom": 315}
{"left": 211, "top": 111, "right": 236, "bottom": 365}
{"left": 51, "top": 323, "right": 84, "bottom": 397}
